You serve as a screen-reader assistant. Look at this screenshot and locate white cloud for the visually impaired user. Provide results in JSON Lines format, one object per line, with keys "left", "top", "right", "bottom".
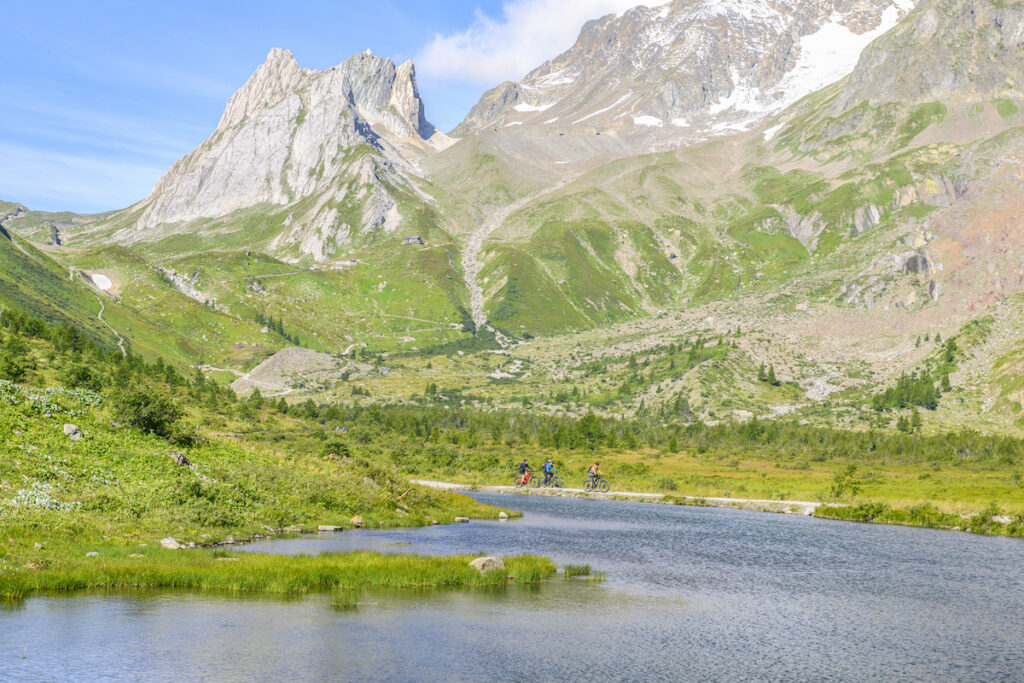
{"left": 417, "top": 0, "right": 669, "bottom": 84}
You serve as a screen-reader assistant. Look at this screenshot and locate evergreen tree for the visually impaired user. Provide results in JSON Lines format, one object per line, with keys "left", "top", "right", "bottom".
{"left": 577, "top": 411, "right": 605, "bottom": 452}
{"left": 767, "top": 365, "right": 780, "bottom": 386}
{"left": 248, "top": 388, "right": 264, "bottom": 408}
{"left": 896, "top": 415, "right": 911, "bottom": 433}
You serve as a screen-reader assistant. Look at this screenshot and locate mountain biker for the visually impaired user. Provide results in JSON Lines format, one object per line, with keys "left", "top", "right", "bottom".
{"left": 542, "top": 459, "right": 556, "bottom": 485}
{"left": 517, "top": 458, "right": 533, "bottom": 485}
{"left": 588, "top": 462, "right": 602, "bottom": 489}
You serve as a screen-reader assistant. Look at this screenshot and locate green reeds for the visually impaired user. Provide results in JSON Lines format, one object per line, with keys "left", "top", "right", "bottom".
{"left": 563, "top": 564, "right": 591, "bottom": 578}
{"left": 0, "top": 547, "right": 557, "bottom": 600}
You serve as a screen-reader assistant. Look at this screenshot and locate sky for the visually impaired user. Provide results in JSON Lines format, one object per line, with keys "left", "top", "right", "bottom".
{"left": 2, "top": 0, "right": 657, "bottom": 214}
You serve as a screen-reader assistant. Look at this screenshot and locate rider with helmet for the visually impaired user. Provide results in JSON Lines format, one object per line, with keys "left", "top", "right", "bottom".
{"left": 542, "top": 458, "right": 556, "bottom": 485}
{"left": 517, "top": 458, "right": 533, "bottom": 485}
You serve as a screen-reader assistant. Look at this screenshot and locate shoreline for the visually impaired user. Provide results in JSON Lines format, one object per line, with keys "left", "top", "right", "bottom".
{"left": 410, "top": 480, "right": 820, "bottom": 516}
{"left": 413, "top": 479, "right": 1024, "bottom": 538}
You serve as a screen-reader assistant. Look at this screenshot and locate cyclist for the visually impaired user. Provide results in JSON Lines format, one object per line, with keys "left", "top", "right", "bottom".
{"left": 517, "top": 458, "right": 533, "bottom": 485}
{"left": 542, "top": 459, "right": 556, "bottom": 485}
{"left": 588, "top": 462, "right": 602, "bottom": 490}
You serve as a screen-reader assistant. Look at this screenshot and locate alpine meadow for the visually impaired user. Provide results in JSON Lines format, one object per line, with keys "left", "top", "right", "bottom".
{"left": 4, "top": 1, "right": 1024, "bottom": 680}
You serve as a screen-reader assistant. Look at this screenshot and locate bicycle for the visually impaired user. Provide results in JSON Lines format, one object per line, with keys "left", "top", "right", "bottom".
{"left": 584, "top": 475, "right": 610, "bottom": 493}
{"left": 539, "top": 473, "right": 563, "bottom": 488}
{"left": 513, "top": 470, "right": 535, "bottom": 488}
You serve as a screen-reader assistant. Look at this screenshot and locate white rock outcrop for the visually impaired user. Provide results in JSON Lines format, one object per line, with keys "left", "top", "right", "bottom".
{"left": 123, "top": 49, "right": 448, "bottom": 261}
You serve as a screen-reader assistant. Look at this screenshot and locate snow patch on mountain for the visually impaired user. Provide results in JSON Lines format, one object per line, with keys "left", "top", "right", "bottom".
{"left": 633, "top": 115, "right": 664, "bottom": 127}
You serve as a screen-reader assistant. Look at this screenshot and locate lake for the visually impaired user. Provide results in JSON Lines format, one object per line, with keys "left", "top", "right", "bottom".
{"left": 3, "top": 493, "right": 1023, "bottom": 681}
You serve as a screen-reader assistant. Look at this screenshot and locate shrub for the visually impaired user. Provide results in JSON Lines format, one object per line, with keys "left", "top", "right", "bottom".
{"left": 61, "top": 362, "right": 103, "bottom": 391}
{"left": 113, "top": 388, "right": 182, "bottom": 439}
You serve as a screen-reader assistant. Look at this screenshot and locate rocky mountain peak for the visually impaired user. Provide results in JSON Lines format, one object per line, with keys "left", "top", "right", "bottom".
{"left": 219, "top": 48, "right": 304, "bottom": 130}
{"left": 128, "top": 48, "right": 447, "bottom": 259}
{"left": 449, "top": 0, "right": 915, "bottom": 166}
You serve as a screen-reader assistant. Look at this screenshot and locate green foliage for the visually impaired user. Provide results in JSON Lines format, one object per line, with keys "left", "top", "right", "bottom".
{"left": 872, "top": 371, "right": 941, "bottom": 411}
{"left": 817, "top": 502, "right": 1024, "bottom": 537}
{"left": 563, "top": 564, "right": 591, "bottom": 578}
{"left": 113, "top": 388, "right": 183, "bottom": 439}
{"left": 829, "top": 464, "right": 862, "bottom": 500}
{"left": 0, "top": 550, "right": 556, "bottom": 599}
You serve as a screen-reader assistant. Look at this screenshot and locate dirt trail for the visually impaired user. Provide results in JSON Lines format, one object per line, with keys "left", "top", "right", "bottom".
{"left": 92, "top": 292, "right": 126, "bottom": 357}
{"left": 411, "top": 479, "right": 821, "bottom": 516}
{"left": 462, "top": 176, "right": 580, "bottom": 331}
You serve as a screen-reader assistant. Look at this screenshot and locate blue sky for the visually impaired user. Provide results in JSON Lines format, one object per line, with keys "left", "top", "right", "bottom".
{"left": 2, "top": 0, "right": 651, "bottom": 213}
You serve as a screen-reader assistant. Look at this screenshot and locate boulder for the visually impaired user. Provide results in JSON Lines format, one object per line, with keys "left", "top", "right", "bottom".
{"left": 160, "top": 537, "right": 182, "bottom": 550}
{"left": 85, "top": 552, "right": 99, "bottom": 557}
{"left": 454, "top": 517, "right": 470, "bottom": 523}
{"left": 318, "top": 525, "right": 342, "bottom": 532}
{"left": 350, "top": 515, "right": 364, "bottom": 528}
{"left": 469, "top": 556, "right": 506, "bottom": 574}
{"left": 34, "top": 542, "right": 43, "bottom": 550}
{"left": 63, "top": 424, "right": 83, "bottom": 441}
{"left": 169, "top": 451, "right": 192, "bottom": 467}
{"left": 498, "top": 512, "right": 509, "bottom": 521}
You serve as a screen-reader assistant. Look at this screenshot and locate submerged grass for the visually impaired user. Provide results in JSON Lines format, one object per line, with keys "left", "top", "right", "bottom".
{"left": 0, "top": 546, "right": 557, "bottom": 600}
{"left": 563, "top": 564, "right": 591, "bottom": 578}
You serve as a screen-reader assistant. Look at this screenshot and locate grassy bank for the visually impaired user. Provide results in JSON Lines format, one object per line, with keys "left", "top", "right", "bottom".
{"left": 815, "top": 501, "right": 1024, "bottom": 536}
{"left": 0, "top": 546, "right": 555, "bottom": 600}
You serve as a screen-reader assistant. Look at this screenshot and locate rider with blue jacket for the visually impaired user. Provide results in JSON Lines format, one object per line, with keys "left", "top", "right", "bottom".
{"left": 542, "top": 459, "right": 556, "bottom": 485}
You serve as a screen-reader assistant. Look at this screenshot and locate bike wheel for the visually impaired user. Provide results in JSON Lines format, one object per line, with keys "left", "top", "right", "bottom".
{"left": 598, "top": 479, "right": 610, "bottom": 493}
{"left": 551, "top": 476, "right": 563, "bottom": 488}
{"left": 529, "top": 475, "right": 542, "bottom": 488}
{"left": 513, "top": 479, "right": 523, "bottom": 488}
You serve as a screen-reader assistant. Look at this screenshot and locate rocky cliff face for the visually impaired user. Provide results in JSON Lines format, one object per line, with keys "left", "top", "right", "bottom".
{"left": 449, "top": 0, "right": 914, "bottom": 163}
{"left": 126, "top": 49, "right": 448, "bottom": 259}
{"left": 830, "top": 0, "right": 1024, "bottom": 111}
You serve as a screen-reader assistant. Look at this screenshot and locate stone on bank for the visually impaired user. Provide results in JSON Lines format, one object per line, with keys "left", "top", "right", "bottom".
{"left": 469, "top": 556, "right": 506, "bottom": 574}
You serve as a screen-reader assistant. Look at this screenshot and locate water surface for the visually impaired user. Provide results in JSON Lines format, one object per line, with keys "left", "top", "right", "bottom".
{"left": 3, "top": 494, "right": 1023, "bottom": 681}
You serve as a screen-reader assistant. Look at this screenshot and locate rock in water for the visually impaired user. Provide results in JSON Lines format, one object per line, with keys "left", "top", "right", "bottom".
{"left": 63, "top": 424, "right": 83, "bottom": 441}
{"left": 498, "top": 512, "right": 509, "bottom": 521}
{"left": 469, "top": 556, "right": 506, "bottom": 574}
{"left": 350, "top": 515, "right": 363, "bottom": 528}
{"left": 454, "top": 517, "right": 470, "bottom": 524}
{"left": 160, "top": 537, "right": 182, "bottom": 550}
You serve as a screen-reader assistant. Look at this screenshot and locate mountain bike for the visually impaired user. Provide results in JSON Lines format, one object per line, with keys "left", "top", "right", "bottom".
{"left": 540, "top": 473, "right": 565, "bottom": 489}
{"left": 514, "top": 471, "right": 534, "bottom": 488}
{"left": 584, "top": 475, "right": 610, "bottom": 493}
{"left": 539, "top": 473, "right": 563, "bottom": 488}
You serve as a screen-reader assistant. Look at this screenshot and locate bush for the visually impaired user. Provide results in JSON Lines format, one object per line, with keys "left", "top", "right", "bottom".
{"left": 656, "top": 476, "right": 678, "bottom": 491}
{"left": 61, "top": 362, "right": 103, "bottom": 391}
{"left": 114, "top": 389, "right": 182, "bottom": 439}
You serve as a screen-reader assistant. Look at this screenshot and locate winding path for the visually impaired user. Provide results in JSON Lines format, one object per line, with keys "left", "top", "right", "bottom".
{"left": 91, "top": 292, "right": 126, "bottom": 357}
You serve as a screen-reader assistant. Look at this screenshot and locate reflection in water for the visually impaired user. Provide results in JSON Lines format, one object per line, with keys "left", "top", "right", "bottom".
{"left": 2, "top": 494, "right": 1024, "bottom": 681}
